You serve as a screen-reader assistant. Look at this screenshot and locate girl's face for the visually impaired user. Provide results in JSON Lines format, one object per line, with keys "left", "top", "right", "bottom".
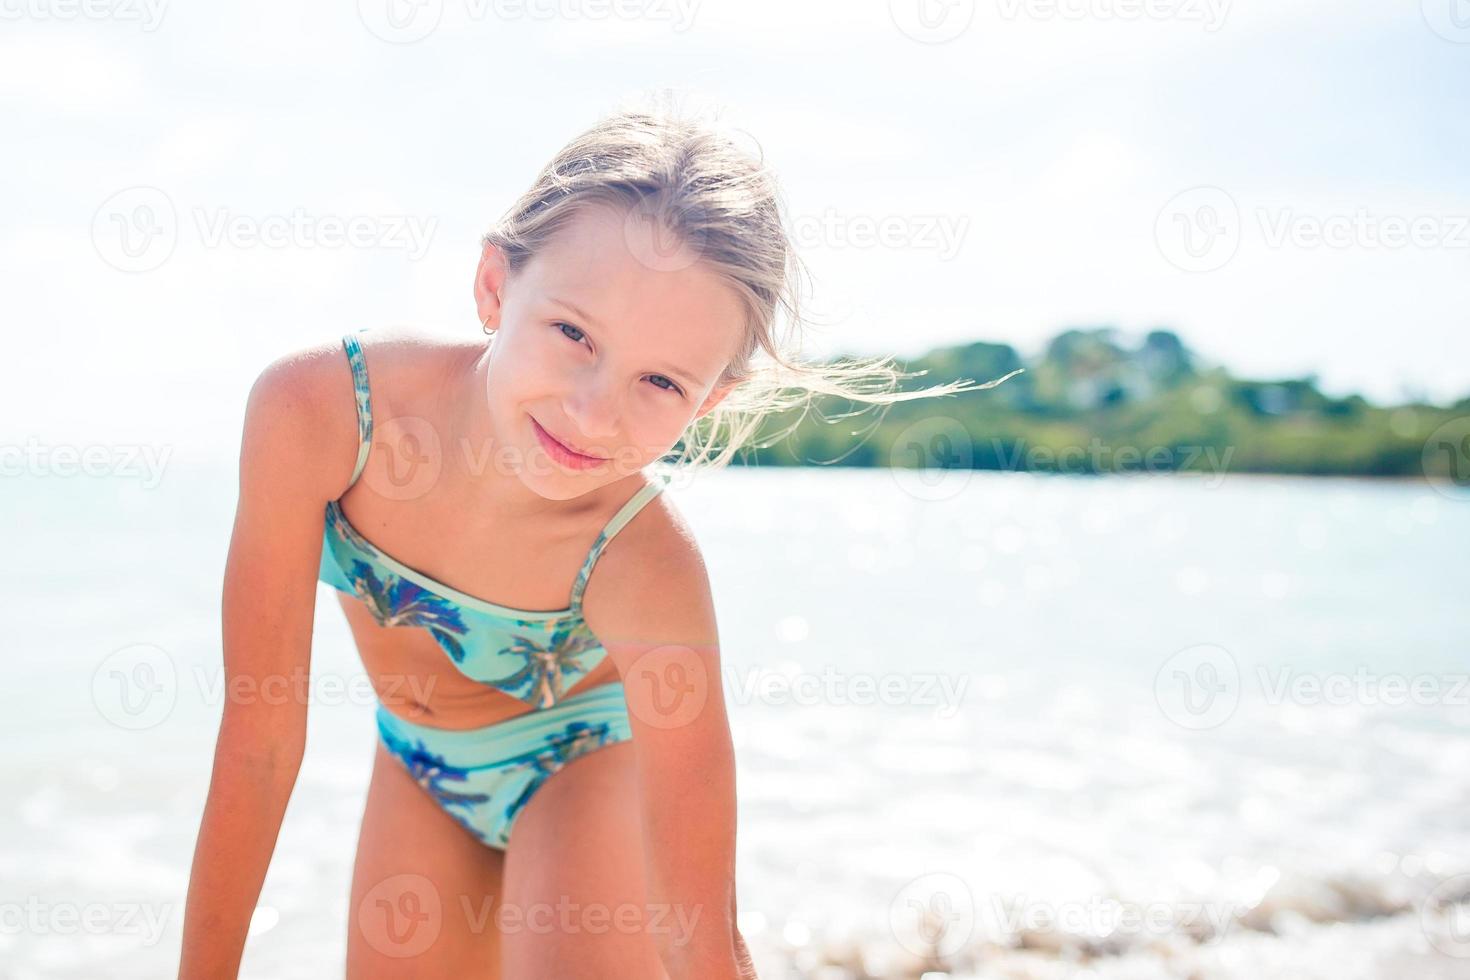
{"left": 474, "top": 201, "right": 745, "bottom": 498}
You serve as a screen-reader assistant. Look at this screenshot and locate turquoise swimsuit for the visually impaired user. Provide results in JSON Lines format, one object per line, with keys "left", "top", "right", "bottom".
{"left": 318, "top": 330, "right": 669, "bottom": 849}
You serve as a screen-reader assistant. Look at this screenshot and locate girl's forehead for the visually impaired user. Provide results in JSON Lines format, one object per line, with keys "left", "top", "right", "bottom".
{"left": 514, "top": 202, "right": 747, "bottom": 376}
{"left": 528, "top": 211, "right": 736, "bottom": 318}
{"left": 538, "top": 200, "right": 634, "bottom": 253}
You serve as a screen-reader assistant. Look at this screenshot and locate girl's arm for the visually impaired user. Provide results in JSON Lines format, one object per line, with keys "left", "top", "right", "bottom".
{"left": 588, "top": 529, "right": 758, "bottom": 980}
{"left": 177, "top": 352, "right": 352, "bottom": 979}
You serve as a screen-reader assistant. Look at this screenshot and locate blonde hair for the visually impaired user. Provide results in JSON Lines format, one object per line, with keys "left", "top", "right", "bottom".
{"left": 481, "top": 89, "right": 1021, "bottom": 470}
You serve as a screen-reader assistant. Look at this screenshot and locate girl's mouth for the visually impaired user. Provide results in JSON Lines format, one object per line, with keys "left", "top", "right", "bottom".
{"left": 531, "top": 416, "right": 607, "bottom": 469}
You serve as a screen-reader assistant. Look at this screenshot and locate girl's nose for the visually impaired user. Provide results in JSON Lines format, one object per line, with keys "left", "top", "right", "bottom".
{"left": 562, "top": 371, "right": 622, "bottom": 451}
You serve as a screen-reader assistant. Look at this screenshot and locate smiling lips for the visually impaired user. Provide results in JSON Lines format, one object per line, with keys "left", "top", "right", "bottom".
{"left": 531, "top": 416, "right": 607, "bottom": 469}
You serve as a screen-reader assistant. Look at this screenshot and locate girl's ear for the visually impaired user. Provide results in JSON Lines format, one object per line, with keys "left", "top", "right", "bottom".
{"left": 474, "top": 241, "right": 509, "bottom": 327}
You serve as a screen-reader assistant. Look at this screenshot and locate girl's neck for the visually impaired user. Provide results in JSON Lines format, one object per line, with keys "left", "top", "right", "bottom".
{"left": 438, "top": 342, "right": 615, "bottom": 530}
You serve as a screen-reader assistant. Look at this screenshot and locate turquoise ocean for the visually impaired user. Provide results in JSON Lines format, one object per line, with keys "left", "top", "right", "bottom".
{"left": 2, "top": 461, "right": 1467, "bottom": 978}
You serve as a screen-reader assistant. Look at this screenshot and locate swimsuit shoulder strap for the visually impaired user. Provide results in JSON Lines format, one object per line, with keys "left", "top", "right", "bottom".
{"left": 569, "top": 469, "right": 672, "bottom": 609}
{"left": 340, "top": 329, "right": 373, "bottom": 490}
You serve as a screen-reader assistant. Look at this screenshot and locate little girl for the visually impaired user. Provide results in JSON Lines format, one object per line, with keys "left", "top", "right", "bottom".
{"left": 177, "top": 93, "right": 998, "bottom": 979}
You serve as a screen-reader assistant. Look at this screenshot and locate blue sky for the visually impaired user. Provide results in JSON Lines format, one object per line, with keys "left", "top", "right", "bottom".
{"left": 3, "top": 0, "right": 1467, "bottom": 449}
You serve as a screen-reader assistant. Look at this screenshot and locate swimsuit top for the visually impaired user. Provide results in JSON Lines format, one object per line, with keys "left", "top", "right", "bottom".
{"left": 317, "top": 329, "right": 670, "bottom": 711}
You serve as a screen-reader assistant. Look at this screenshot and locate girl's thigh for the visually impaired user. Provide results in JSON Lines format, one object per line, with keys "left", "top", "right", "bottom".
{"left": 500, "top": 740, "right": 672, "bottom": 978}
{"left": 347, "top": 738, "right": 507, "bottom": 978}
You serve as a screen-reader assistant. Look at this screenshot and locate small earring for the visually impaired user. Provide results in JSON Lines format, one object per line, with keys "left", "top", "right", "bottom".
{"left": 481, "top": 314, "right": 496, "bottom": 336}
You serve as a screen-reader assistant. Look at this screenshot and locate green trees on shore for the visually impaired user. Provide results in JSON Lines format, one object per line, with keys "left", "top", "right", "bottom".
{"left": 736, "top": 328, "right": 1468, "bottom": 478}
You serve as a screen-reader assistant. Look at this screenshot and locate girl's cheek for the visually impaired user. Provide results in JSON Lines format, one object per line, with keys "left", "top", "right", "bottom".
{"left": 633, "top": 416, "right": 679, "bottom": 455}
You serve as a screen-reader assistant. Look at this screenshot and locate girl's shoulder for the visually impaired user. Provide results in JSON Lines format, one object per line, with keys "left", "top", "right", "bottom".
{"left": 348, "top": 323, "right": 483, "bottom": 410}
{"left": 246, "top": 324, "right": 477, "bottom": 501}
{"left": 578, "top": 478, "right": 715, "bottom": 647}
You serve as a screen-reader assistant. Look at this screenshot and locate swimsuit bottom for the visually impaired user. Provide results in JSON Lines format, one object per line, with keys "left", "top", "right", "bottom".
{"left": 374, "top": 680, "right": 633, "bottom": 850}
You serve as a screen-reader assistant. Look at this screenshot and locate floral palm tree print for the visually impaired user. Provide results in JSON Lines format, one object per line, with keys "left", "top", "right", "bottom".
{"left": 343, "top": 558, "right": 471, "bottom": 662}
{"left": 327, "top": 499, "right": 375, "bottom": 554}
{"left": 495, "top": 621, "right": 604, "bottom": 708}
{"left": 327, "top": 504, "right": 472, "bottom": 660}
{"left": 324, "top": 499, "right": 616, "bottom": 708}
{"left": 501, "top": 721, "right": 619, "bottom": 831}
{"left": 377, "top": 716, "right": 628, "bottom": 849}
{"left": 379, "top": 731, "right": 493, "bottom": 816}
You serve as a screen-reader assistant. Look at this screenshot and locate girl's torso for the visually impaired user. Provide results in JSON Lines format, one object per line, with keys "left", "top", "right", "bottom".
{"left": 316, "top": 327, "right": 670, "bottom": 731}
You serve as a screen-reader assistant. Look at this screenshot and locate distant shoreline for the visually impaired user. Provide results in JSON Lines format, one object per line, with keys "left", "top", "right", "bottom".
{"left": 723, "top": 461, "right": 1445, "bottom": 487}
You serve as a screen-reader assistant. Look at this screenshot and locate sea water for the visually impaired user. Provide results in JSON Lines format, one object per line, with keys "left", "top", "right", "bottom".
{"left": 1, "top": 461, "right": 1465, "bottom": 978}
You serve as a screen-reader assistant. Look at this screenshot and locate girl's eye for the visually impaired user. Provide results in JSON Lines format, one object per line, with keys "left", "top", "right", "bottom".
{"left": 556, "top": 321, "right": 683, "bottom": 396}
